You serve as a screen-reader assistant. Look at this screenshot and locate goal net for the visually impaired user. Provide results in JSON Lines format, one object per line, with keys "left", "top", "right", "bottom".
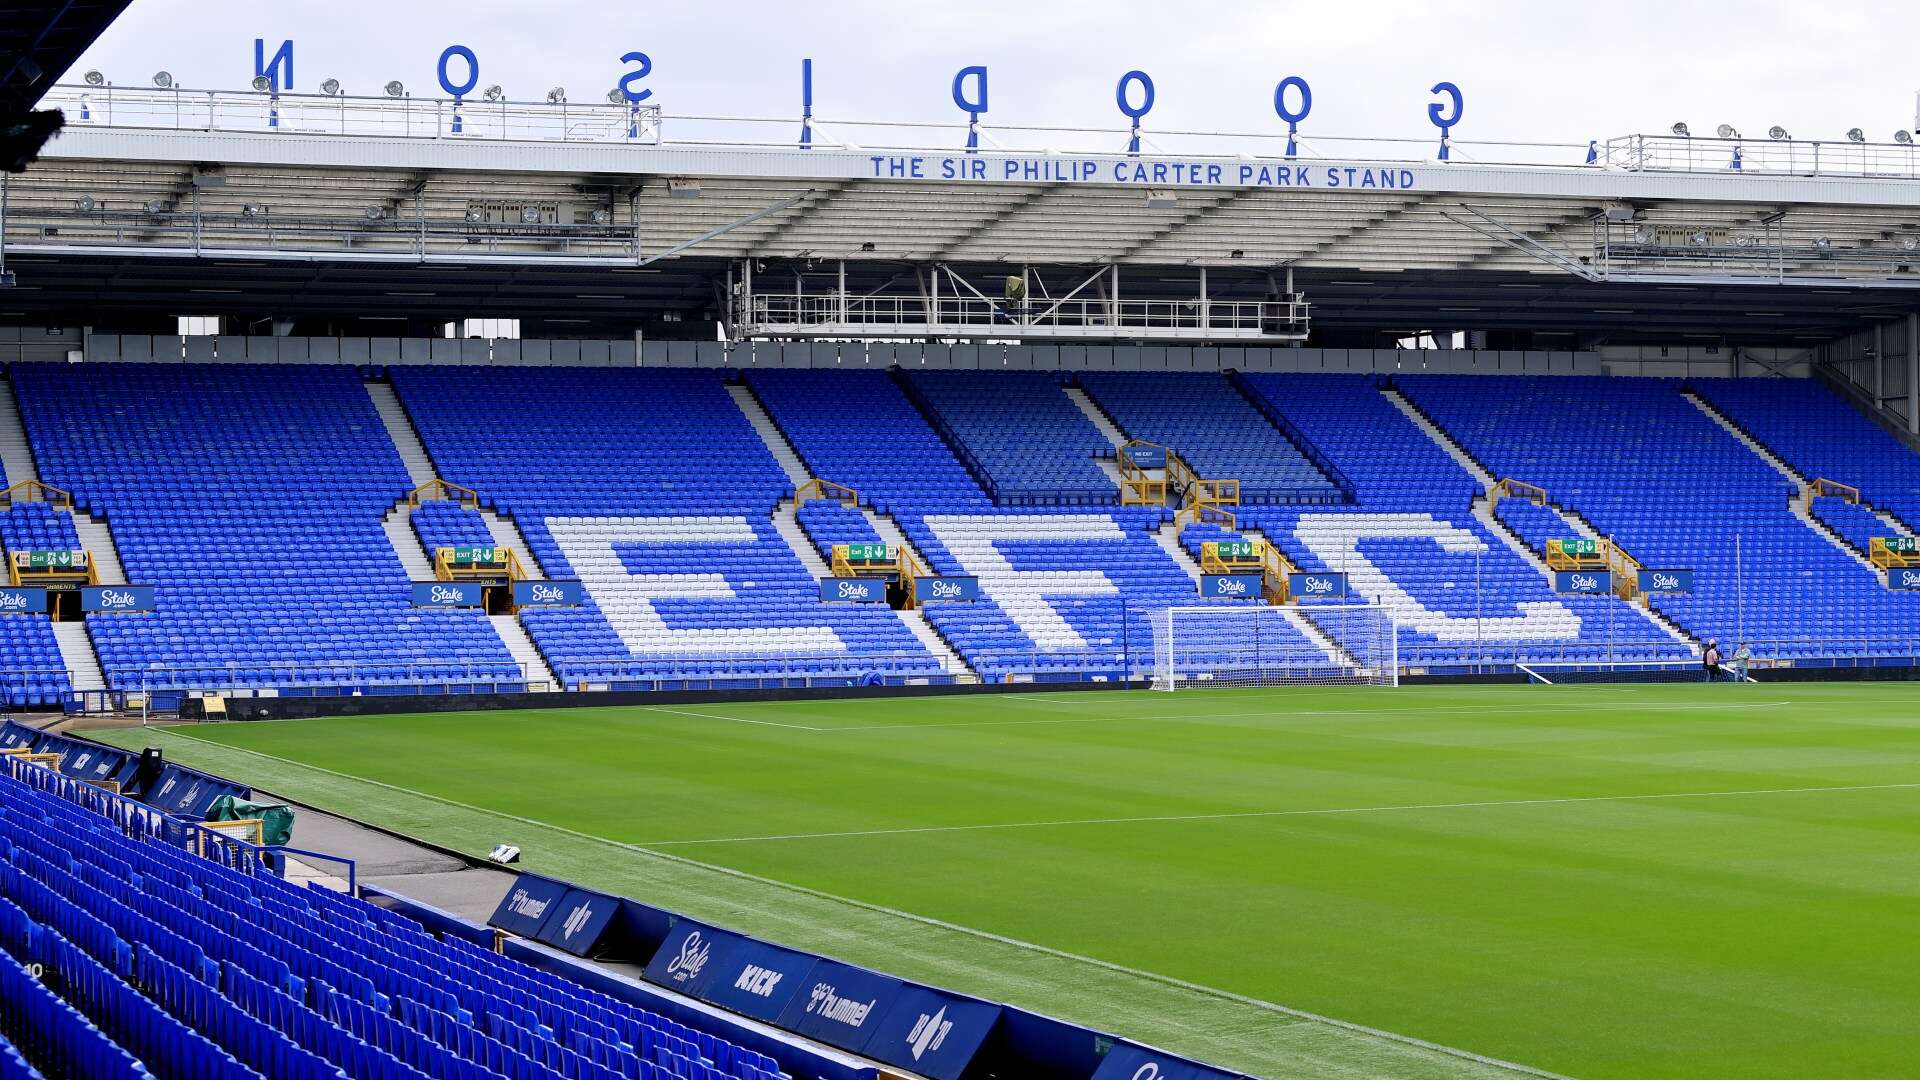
{"left": 1150, "top": 604, "right": 1398, "bottom": 690}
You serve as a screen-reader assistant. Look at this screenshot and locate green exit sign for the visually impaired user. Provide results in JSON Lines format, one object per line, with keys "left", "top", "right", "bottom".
{"left": 1562, "top": 538, "right": 1599, "bottom": 556}
{"left": 1215, "top": 541, "right": 1255, "bottom": 559}
{"left": 847, "top": 542, "right": 892, "bottom": 562}
{"left": 1885, "top": 536, "right": 1917, "bottom": 553}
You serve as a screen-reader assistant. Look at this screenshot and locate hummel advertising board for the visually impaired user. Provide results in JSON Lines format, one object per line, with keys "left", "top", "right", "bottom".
{"left": 488, "top": 873, "right": 572, "bottom": 938}
{"left": 776, "top": 959, "right": 905, "bottom": 1052}
{"left": 864, "top": 986, "right": 1003, "bottom": 1080}
{"left": 534, "top": 887, "right": 621, "bottom": 957}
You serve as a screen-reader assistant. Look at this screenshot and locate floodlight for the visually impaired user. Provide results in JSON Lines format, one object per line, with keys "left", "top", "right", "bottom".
{"left": 250, "top": 75, "right": 271, "bottom": 92}
{"left": 142, "top": 199, "right": 166, "bottom": 215}
{"left": 1898, "top": 131, "right": 1915, "bottom": 145}
{"left": 1847, "top": 128, "right": 1866, "bottom": 144}
{"left": 1635, "top": 224, "right": 1655, "bottom": 244}
{"left": 152, "top": 71, "right": 173, "bottom": 89}
{"left": 1902, "top": 236, "right": 1919, "bottom": 252}
{"left": 320, "top": 78, "right": 341, "bottom": 96}
{"left": 546, "top": 87, "right": 566, "bottom": 104}
{"left": 74, "top": 196, "right": 96, "bottom": 212}
{"left": 1734, "top": 234, "right": 1756, "bottom": 248}
{"left": 240, "top": 203, "right": 266, "bottom": 217}
{"left": 482, "top": 85, "right": 504, "bottom": 103}
{"left": 364, "top": 206, "right": 386, "bottom": 220}
{"left": 606, "top": 88, "right": 625, "bottom": 104}
{"left": 588, "top": 209, "right": 610, "bottom": 225}
{"left": 1768, "top": 126, "right": 1789, "bottom": 140}
{"left": 82, "top": 70, "right": 104, "bottom": 87}
{"left": 519, "top": 206, "right": 541, "bottom": 224}
{"left": 384, "top": 81, "right": 405, "bottom": 98}
{"left": 463, "top": 208, "right": 484, "bottom": 223}
{"left": 1690, "top": 230, "right": 1710, "bottom": 246}
{"left": 1812, "top": 236, "right": 1832, "bottom": 249}
{"left": 1670, "top": 122, "right": 1690, "bottom": 137}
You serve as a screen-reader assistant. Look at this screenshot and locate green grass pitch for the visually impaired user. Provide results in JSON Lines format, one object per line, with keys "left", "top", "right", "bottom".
{"left": 94, "top": 682, "right": 1920, "bottom": 1079}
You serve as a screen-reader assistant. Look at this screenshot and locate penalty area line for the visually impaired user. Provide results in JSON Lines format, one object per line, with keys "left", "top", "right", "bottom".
{"left": 145, "top": 728, "right": 1572, "bottom": 1080}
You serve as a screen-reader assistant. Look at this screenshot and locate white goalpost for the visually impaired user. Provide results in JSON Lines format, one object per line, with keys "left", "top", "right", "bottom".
{"left": 1149, "top": 604, "right": 1399, "bottom": 690}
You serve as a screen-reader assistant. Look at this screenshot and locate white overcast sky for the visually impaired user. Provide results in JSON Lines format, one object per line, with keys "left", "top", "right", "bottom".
{"left": 54, "top": 0, "right": 1920, "bottom": 150}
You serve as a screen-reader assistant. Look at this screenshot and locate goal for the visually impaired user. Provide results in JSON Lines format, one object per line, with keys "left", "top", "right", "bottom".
{"left": 1149, "top": 604, "right": 1398, "bottom": 690}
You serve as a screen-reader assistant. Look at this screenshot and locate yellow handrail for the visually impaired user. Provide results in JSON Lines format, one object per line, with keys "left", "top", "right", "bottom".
{"left": 1492, "top": 478, "right": 1548, "bottom": 507}
{"left": 1808, "top": 478, "right": 1861, "bottom": 504}
{"left": 796, "top": 478, "right": 859, "bottom": 508}
{"left": 0, "top": 480, "right": 73, "bottom": 511}
{"left": 1870, "top": 536, "right": 1920, "bottom": 570}
{"left": 407, "top": 479, "right": 481, "bottom": 509}
{"left": 1116, "top": 440, "right": 1170, "bottom": 506}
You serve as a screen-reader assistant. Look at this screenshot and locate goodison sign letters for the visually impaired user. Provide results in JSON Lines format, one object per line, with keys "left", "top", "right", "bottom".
{"left": 249, "top": 38, "right": 1467, "bottom": 162}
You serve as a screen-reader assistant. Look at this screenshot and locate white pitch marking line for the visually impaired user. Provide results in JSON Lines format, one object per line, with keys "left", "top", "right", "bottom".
{"left": 138, "top": 728, "right": 1571, "bottom": 1080}
{"left": 638, "top": 704, "right": 824, "bottom": 730}
{"left": 637, "top": 780, "right": 1920, "bottom": 847}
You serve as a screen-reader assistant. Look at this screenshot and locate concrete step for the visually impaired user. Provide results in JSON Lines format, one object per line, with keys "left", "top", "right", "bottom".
{"left": 490, "top": 614, "right": 559, "bottom": 691}
{"left": 71, "top": 514, "right": 126, "bottom": 585}
{"left": 0, "top": 379, "right": 39, "bottom": 486}
{"left": 482, "top": 510, "right": 544, "bottom": 578}
{"left": 727, "top": 383, "right": 812, "bottom": 489}
{"left": 1064, "top": 385, "right": 1130, "bottom": 450}
{"left": 366, "top": 381, "right": 437, "bottom": 489}
{"left": 51, "top": 621, "right": 104, "bottom": 692}
{"left": 382, "top": 505, "right": 435, "bottom": 579}
{"left": 771, "top": 499, "right": 832, "bottom": 577}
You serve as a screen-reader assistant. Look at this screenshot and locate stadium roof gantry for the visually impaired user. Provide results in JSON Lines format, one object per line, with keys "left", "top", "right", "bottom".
{"left": 3, "top": 95, "right": 1919, "bottom": 345}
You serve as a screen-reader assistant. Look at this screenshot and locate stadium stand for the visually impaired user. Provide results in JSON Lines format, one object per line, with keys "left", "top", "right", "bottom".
{"left": 1691, "top": 377, "right": 1920, "bottom": 530}
{"left": 10, "top": 364, "right": 520, "bottom": 695}
{"left": 1234, "top": 373, "right": 1687, "bottom": 666}
{"left": 898, "top": 371, "right": 1116, "bottom": 505}
{"left": 1076, "top": 372, "right": 1343, "bottom": 503}
{"left": 389, "top": 367, "right": 945, "bottom": 687}
{"left": 1398, "top": 374, "right": 1920, "bottom": 657}
{"left": 410, "top": 501, "right": 497, "bottom": 557}
{"left": 0, "top": 757, "right": 794, "bottom": 1080}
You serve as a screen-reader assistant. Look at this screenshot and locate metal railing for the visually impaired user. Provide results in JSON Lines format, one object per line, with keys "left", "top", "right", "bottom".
{"left": 41, "top": 85, "right": 661, "bottom": 144}
{"left": 743, "top": 294, "right": 1310, "bottom": 337}
{"left": 1602, "top": 133, "right": 1920, "bottom": 180}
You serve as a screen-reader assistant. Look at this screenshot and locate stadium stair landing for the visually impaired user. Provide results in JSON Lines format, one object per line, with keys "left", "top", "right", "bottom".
{"left": 728, "top": 381, "right": 977, "bottom": 681}
{"left": 1684, "top": 390, "right": 1886, "bottom": 575}
{"left": 1383, "top": 384, "right": 1695, "bottom": 647}
{"left": 366, "top": 377, "right": 560, "bottom": 688}
{"left": 50, "top": 621, "right": 103, "bottom": 692}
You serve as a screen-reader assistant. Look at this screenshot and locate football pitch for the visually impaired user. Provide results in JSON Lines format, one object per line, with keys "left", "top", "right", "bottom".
{"left": 94, "top": 682, "right": 1920, "bottom": 1079}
